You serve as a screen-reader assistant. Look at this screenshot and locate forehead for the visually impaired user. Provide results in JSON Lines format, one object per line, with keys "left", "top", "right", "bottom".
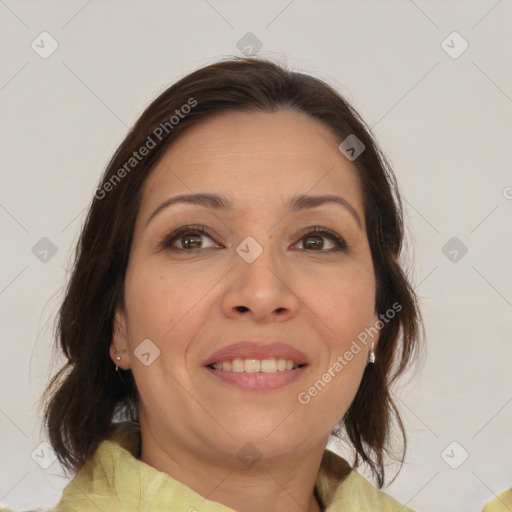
{"left": 141, "top": 110, "right": 363, "bottom": 216}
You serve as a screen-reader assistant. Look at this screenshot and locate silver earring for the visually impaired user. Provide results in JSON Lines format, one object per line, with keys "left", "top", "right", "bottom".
{"left": 113, "top": 349, "right": 126, "bottom": 372}
{"left": 368, "top": 342, "right": 376, "bottom": 364}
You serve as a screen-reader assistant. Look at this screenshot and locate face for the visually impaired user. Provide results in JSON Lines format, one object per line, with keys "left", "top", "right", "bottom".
{"left": 112, "top": 110, "right": 379, "bottom": 465}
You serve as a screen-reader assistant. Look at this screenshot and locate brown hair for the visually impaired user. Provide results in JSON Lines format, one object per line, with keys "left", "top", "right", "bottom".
{"left": 42, "top": 56, "right": 422, "bottom": 488}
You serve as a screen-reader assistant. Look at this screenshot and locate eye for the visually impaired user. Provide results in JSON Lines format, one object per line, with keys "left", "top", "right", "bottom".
{"left": 293, "top": 227, "right": 347, "bottom": 252}
{"left": 159, "top": 225, "right": 221, "bottom": 251}
{"left": 159, "top": 225, "right": 347, "bottom": 253}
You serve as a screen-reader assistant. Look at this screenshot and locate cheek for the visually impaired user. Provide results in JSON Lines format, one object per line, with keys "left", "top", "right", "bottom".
{"left": 122, "top": 263, "right": 214, "bottom": 399}
{"left": 123, "top": 260, "right": 216, "bottom": 341}
{"left": 299, "top": 264, "right": 376, "bottom": 409}
{"left": 304, "top": 262, "right": 376, "bottom": 340}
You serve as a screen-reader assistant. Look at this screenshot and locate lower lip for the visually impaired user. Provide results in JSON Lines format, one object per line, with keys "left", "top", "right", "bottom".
{"left": 204, "top": 366, "right": 307, "bottom": 390}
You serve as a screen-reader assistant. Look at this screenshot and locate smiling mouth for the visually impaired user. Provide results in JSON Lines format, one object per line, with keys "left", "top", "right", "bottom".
{"left": 207, "top": 358, "right": 306, "bottom": 373}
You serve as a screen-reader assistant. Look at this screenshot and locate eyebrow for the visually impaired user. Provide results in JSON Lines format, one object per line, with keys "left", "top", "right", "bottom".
{"left": 145, "top": 192, "right": 362, "bottom": 228}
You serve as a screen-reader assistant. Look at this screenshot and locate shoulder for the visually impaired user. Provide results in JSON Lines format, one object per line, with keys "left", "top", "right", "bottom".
{"left": 330, "top": 469, "right": 415, "bottom": 511}
{"left": 316, "top": 450, "right": 415, "bottom": 512}
{"left": 483, "top": 488, "right": 512, "bottom": 511}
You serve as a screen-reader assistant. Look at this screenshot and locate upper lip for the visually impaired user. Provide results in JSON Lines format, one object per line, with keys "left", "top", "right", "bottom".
{"left": 202, "top": 341, "right": 309, "bottom": 367}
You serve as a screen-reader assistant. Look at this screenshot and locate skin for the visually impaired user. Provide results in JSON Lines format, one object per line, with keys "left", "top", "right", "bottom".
{"left": 110, "top": 110, "right": 379, "bottom": 512}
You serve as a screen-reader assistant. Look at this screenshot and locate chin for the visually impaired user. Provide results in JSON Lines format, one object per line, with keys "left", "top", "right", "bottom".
{"left": 213, "top": 417, "right": 310, "bottom": 453}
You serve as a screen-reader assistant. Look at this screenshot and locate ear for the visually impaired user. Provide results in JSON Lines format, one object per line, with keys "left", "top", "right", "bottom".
{"left": 109, "top": 308, "right": 131, "bottom": 370}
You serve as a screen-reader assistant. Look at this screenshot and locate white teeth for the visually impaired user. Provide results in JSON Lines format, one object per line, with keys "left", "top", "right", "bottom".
{"left": 209, "top": 357, "right": 301, "bottom": 373}
{"left": 244, "top": 359, "right": 260, "bottom": 373}
{"left": 232, "top": 358, "right": 244, "bottom": 372}
{"left": 261, "top": 358, "right": 277, "bottom": 373}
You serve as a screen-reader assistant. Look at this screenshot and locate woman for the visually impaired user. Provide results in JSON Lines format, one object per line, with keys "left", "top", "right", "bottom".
{"left": 38, "top": 57, "right": 423, "bottom": 511}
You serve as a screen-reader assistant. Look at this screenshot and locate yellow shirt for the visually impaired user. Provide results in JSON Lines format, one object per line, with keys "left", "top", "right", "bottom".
{"left": 482, "top": 489, "right": 512, "bottom": 512}
{"left": 49, "top": 439, "right": 413, "bottom": 511}
{"left": 2, "top": 438, "right": 510, "bottom": 511}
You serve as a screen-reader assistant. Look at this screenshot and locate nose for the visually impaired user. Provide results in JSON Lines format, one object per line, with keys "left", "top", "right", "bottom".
{"left": 221, "top": 238, "right": 300, "bottom": 323}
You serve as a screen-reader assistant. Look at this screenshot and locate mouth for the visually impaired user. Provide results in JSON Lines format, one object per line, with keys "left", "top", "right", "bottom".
{"left": 202, "top": 341, "right": 309, "bottom": 390}
{"left": 207, "top": 358, "right": 306, "bottom": 373}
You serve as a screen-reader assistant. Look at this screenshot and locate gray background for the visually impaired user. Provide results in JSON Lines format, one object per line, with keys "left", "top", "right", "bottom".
{"left": 1, "top": 1, "right": 511, "bottom": 511}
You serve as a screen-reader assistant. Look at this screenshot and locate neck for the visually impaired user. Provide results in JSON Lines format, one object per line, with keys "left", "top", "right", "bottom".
{"left": 139, "top": 423, "right": 328, "bottom": 512}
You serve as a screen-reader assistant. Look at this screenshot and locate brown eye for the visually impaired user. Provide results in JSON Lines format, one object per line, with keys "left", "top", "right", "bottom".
{"left": 160, "top": 226, "right": 220, "bottom": 251}
{"left": 176, "top": 231, "right": 206, "bottom": 250}
{"left": 294, "top": 228, "right": 347, "bottom": 252}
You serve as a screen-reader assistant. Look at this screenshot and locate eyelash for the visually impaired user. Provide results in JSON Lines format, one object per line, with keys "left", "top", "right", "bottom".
{"left": 158, "top": 224, "right": 347, "bottom": 253}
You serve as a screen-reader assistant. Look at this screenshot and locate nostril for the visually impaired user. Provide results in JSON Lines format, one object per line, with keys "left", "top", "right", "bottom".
{"left": 235, "top": 306, "right": 249, "bottom": 312}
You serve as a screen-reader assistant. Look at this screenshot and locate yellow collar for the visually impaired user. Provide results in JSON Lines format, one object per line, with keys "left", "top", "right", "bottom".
{"left": 55, "top": 439, "right": 414, "bottom": 511}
